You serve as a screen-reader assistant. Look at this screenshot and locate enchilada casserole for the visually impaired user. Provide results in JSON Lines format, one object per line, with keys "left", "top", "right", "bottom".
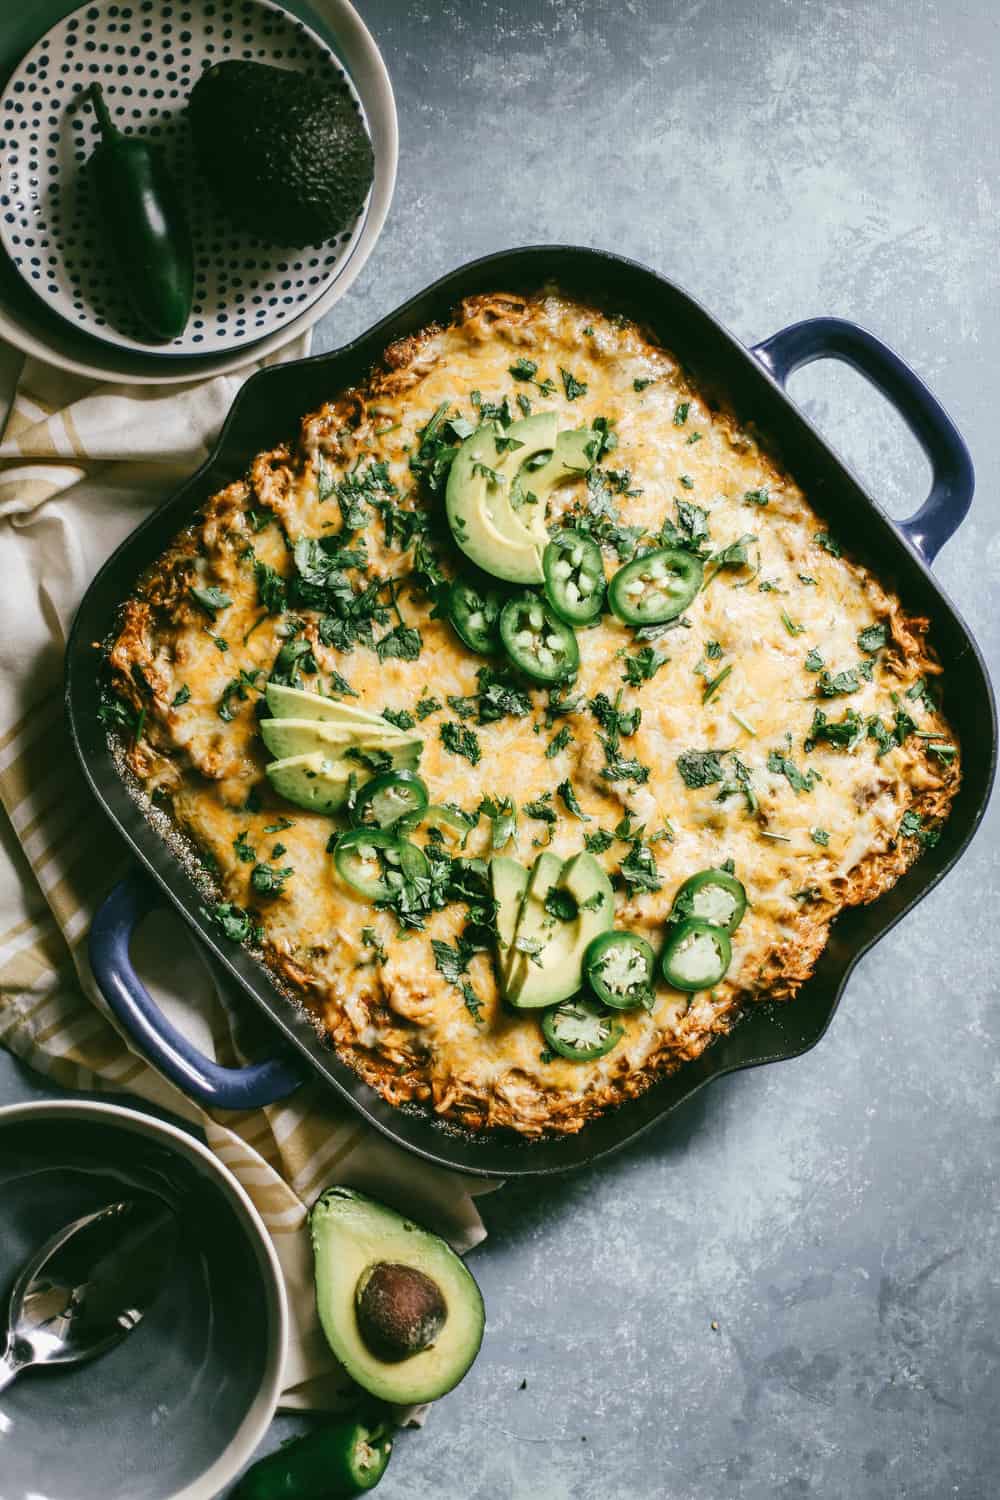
{"left": 105, "top": 290, "right": 960, "bottom": 1137}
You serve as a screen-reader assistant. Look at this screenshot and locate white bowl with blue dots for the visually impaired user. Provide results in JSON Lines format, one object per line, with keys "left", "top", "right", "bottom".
{"left": 0, "top": 0, "right": 397, "bottom": 380}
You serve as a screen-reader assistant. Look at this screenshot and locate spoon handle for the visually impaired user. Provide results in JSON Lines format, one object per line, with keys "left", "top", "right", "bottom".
{"left": 0, "top": 1339, "right": 28, "bottom": 1393}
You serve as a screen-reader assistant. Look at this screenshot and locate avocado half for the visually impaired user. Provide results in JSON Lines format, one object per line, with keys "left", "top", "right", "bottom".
{"left": 188, "top": 61, "right": 374, "bottom": 246}
{"left": 310, "top": 1187, "right": 485, "bottom": 1405}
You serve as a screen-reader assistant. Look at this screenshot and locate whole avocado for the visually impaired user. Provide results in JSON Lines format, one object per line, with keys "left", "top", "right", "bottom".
{"left": 188, "top": 60, "right": 374, "bottom": 246}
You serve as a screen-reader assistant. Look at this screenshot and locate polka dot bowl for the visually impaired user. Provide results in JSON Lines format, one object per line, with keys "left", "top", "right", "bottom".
{"left": 0, "top": 0, "right": 396, "bottom": 381}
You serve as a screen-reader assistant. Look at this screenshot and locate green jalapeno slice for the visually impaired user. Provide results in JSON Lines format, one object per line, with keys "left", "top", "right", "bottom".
{"left": 541, "top": 995, "right": 624, "bottom": 1061}
{"left": 334, "top": 828, "right": 429, "bottom": 900}
{"left": 350, "top": 771, "right": 429, "bottom": 830}
{"left": 543, "top": 530, "right": 606, "bottom": 625}
{"left": 583, "top": 930, "right": 656, "bottom": 1010}
{"left": 607, "top": 546, "right": 703, "bottom": 626}
{"left": 397, "top": 802, "right": 474, "bottom": 850}
{"left": 660, "top": 919, "right": 732, "bottom": 992}
{"left": 499, "top": 594, "right": 580, "bottom": 684}
{"left": 447, "top": 578, "right": 503, "bottom": 655}
{"left": 233, "top": 1413, "right": 392, "bottom": 1498}
{"left": 670, "top": 868, "right": 747, "bottom": 933}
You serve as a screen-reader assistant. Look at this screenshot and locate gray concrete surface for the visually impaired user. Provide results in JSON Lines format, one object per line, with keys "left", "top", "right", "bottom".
{"left": 3, "top": 0, "right": 999, "bottom": 1496}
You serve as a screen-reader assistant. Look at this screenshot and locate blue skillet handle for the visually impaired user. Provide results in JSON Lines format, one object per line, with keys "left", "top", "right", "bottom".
{"left": 89, "top": 871, "right": 303, "bottom": 1110}
{"left": 751, "top": 317, "right": 974, "bottom": 565}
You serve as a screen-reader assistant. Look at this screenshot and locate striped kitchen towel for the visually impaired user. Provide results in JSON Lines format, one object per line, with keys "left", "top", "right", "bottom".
{"left": 0, "top": 338, "right": 491, "bottom": 1415}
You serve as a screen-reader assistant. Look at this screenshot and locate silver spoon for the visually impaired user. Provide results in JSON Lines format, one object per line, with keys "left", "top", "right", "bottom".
{"left": 0, "top": 1197, "right": 179, "bottom": 1393}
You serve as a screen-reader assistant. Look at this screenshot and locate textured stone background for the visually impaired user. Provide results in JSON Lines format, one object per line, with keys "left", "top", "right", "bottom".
{"left": 3, "top": 1, "right": 999, "bottom": 1496}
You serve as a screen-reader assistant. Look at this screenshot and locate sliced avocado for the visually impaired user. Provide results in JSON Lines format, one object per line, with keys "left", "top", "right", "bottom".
{"left": 188, "top": 61, "right": 374, "bottom": 247}
{"left": 310, "top": 1187, "right": 485, "bottom": 1405}
{"left": 520, "top": 426, "right": 594, "bottom": 506}
{"left": 265, "top": 682, "right": 397, "bottom": 733}
{"left": 490, "top": 856, "right": 530, "bottom": 983}
{"left": 446, "top": 419, "right": 552, "bottom": 584}
{"left": 446, "top": 416, "right": 599, "bottom": 585}
{"left": 507, "top": 851, "right": 615, "bottom": 1010}
{"left": 503, "top": 851, "right": 564, "bottom": 1004}
{"left": 260, "top": 717, "right": 420, "bottom": 766}
{"left": 265, "top": 751, "right": 353, "bottom": 814}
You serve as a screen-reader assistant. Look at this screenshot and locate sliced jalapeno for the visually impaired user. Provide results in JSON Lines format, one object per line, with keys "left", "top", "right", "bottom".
{"left": 584, "top": 930, "right": 656, "bottom": 1010}
{"left": 541, "top": 995, "right": 624, "bottom": 1061}
{"left": 543, "top": 530, "right": 606, "bottom": 625}
{"left": 233, "top": 1413, "right": 392, "bottom": 1498}
{"left": 398, "top": 802, "right": 474, "bottom": 850}
{"left": 660, "top": 919, "right": 731, "bottom": 992}
{"left": 334, "top": 828, "right": 429, "bottom": 900}
{"left": 608, "top": 547, "right": 703, "bottom": 626}
{"left": 351, "top": 771, "right": 429, "bottom": 829}
{"left": 670, "top": 868, "right": 746, "bottom": 933}
{"left": 447, "top": 578, "right": 503, "bottom": 655}
{"left": 499, "top": 593, "right": 579, "bottom": 684}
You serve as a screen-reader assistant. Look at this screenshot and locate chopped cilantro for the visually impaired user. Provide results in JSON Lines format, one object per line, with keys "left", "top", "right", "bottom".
{"left": 584, "top": 828, "right": 615, "bottom": 854}
{"left": 620, "top": 646, "right": 670, "bottom": 685}
{"left": 781, "top": 609, "right": 805, "bottom": 636}
{"left": 254, "top": 559, "right": 287, "bottom": 615}
{"left": 218, "top": 668, "right": 262, "bottom": 722}
{"left": 233, "top": 830, "right": 257, "bottom": 864}
{"left": 440, "top": 721, "right": 481, "bottom": 765}
{"left": 767, "top": 750, "right": 818, "bottom": 793}
{"left": 382, "top": 706, "right": 416, "bottom": 731}
{"left": 634, "top": 377, "right": 655, "bottom": 392}
{"left": 190, "top": 584, "right": 232, "bottom": 619}
{"left": 702, "top": 664, "right": 733, "bottom": 704}
{"left": 201, "top": 901, "right": 262, "bottom": 945}
{"left": 544, "top": 888, "right": 578, "bottom": 923}
{"left": 805, "top": 707, "right": 865, "bottom": 752}
{"left": 415, "top": 695, "right": 441, "bottom": 721}
{"left": 817, "top": 668, "right": 860, "bottom": 697}
{"left": 900, "top": 809, "right": 940, "bottom": 848}
{"left": 545, "top": 724, "right": 573, "bottom": 758}
{"left": 858, "top": 623, "right": 888, "bottom": 654}
{"left": 814, "top": 530, "right": 841, "bottom": 557}
{"left": 743, "top": 488, "right": 769, "bottom": 506}
{"left": 509, "top": 357, "right": 538, "bottom": 381}
{"left": 251, "top": 863, "right": 293, "bottom": 896}
{"left": 810, "top": 827, "right": 831, "bottom": 846}
{"left": 620, "top": 840, "right": 662, "bottom": 893}
{"left": 677, "top": 749, "right": 725, "bottom": 788}
{"left": 375, "top": 623, "right": 422, "bottom": 663}
{"left": 673, "top": 400, "right": 690, "bottom": 425}
{"left": 560, "top": 367, "right": 588, "bottom": 400}
{"left": 556, "top": 778, "right": 590, "bottom": 821}
{"left": 171, "top": 684, "right": 191, "bottom": 707}
{"left": 478, "top": 794, "right": 517, "bottom": 851}
{"left": 804, "top": 648, "right": 824, "bottom": 673}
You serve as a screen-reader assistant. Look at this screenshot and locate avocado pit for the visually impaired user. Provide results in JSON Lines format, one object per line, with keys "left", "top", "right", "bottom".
{"left": 355, "top": 1260, "right": 448, "bottom": 1362}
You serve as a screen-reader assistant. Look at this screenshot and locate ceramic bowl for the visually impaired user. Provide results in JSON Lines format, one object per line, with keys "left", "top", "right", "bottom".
{"left": 0, "top": 0, "right": 397, "bottom": 383}
{"left": 0, "top": 1099, "right": 287, "bottom": 1500}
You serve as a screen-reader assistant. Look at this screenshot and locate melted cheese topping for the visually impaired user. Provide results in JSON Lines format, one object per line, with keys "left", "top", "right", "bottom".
{"left": 109, "top": 291, "right": 959, "bottom": 1137}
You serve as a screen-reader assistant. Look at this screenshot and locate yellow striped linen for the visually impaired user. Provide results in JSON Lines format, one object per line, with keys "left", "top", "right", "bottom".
{"left": 0, "top": 339, "right": 491, "bottom": 1417}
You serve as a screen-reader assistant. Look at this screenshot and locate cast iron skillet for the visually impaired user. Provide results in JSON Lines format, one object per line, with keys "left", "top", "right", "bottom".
{"left": 67, "top": 246, "right": 995, "bottom": 1178}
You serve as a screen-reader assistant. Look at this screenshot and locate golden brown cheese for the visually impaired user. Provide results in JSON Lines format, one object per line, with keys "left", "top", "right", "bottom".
{"left": 108, "top": 291, "right": 959, "bottom": 1137}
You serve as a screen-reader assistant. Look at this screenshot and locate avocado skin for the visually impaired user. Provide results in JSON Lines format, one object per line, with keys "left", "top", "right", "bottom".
{"left": 188, "top": 61, "right": 374, "bottom": 246}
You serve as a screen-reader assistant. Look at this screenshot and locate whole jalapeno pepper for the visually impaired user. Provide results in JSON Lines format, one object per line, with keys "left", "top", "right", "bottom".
{"left": 232, "top": 1414, "right": 393, "bottom": 1498}
{"left": 83, "top": 83, "right": 193, "bottom": 342}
